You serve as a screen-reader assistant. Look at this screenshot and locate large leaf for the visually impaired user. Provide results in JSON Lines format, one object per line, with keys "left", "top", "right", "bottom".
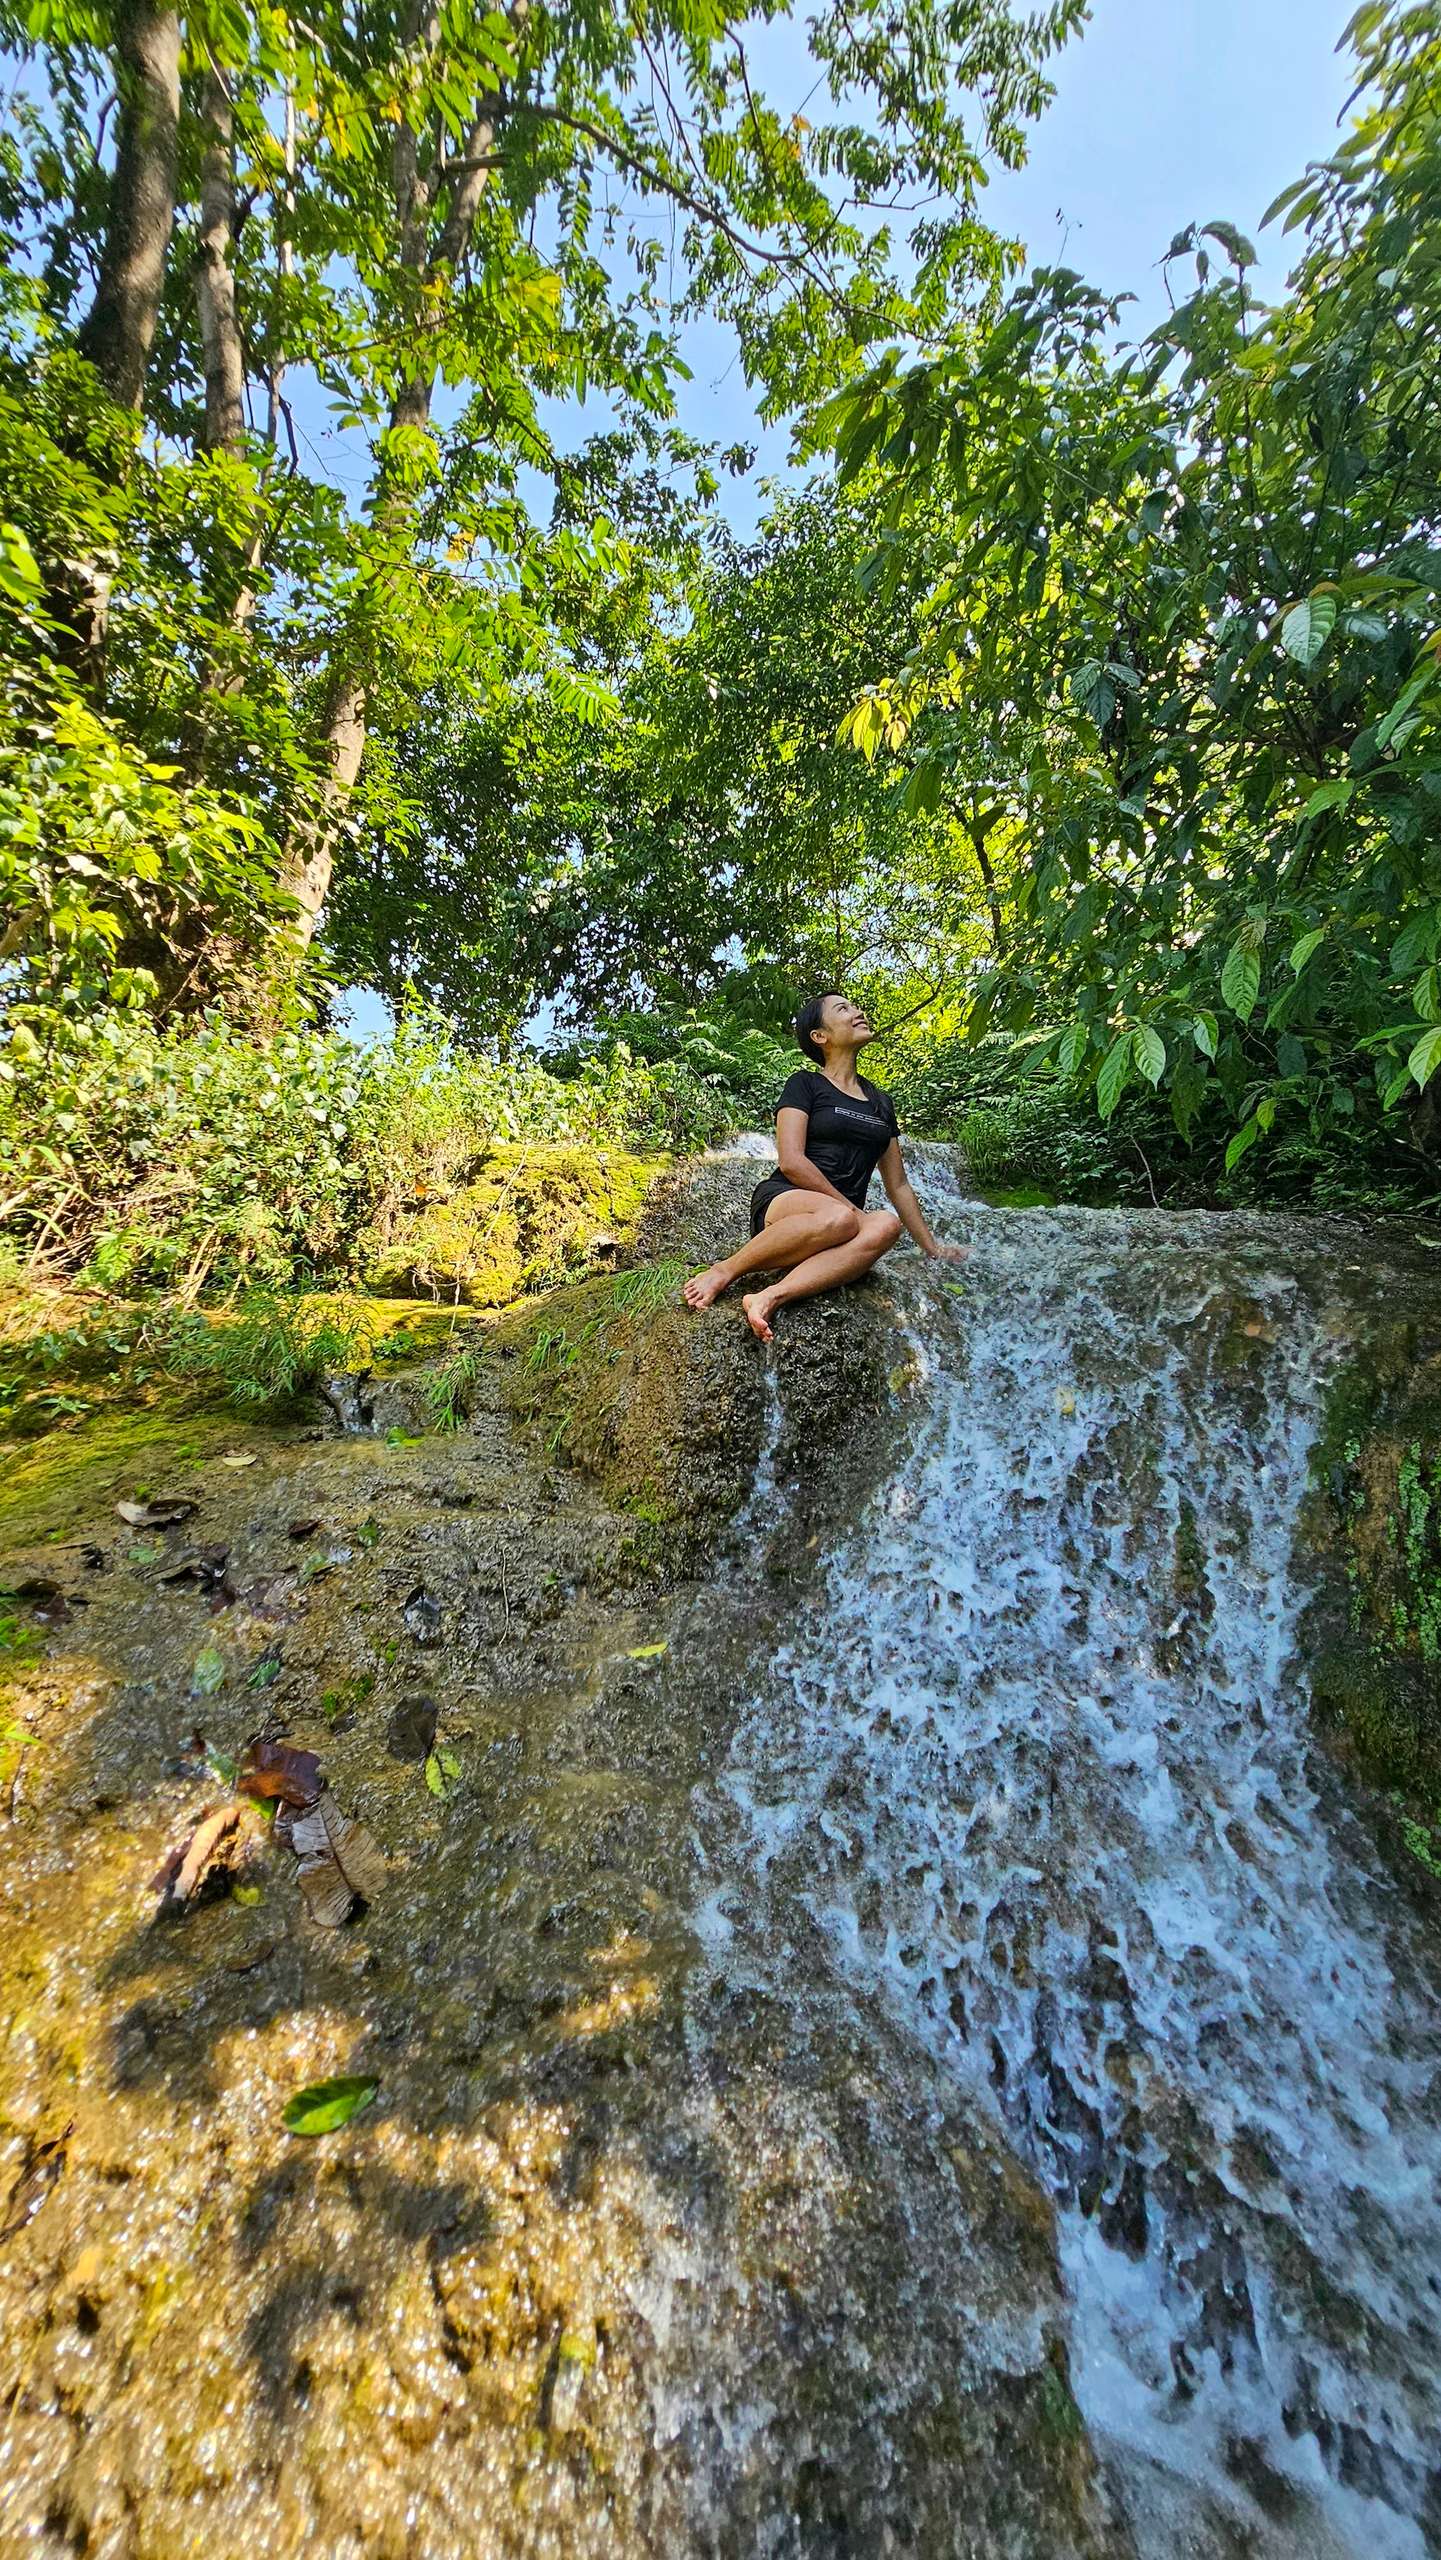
{"left": 1221, "top": 943, "right": 1261, "bottom": 1021}
{"left": 1279, "top": 593, "right": 1338, "bottom": 667}
{"left": 1225, "top": 1115, "right": 1264, "bottom": 1173}
{"left": 282, "top": 2075, "right": 379, "bottom": 2138}
{"left": 1096, "top": 1034, "right": 1132, "bottom": 1120}
{"left": 1057, "top": 1021, "right": 1089, "bottom": 1077}
{"left": 286, "top": 1788, "right": 386, "bottom": 1928}
{"left": 1132, "top": 1024, "right": 1166, "bottom": 1087}
{"left": 1408, "top": 1025, "right": 1441, "bottom": 1089}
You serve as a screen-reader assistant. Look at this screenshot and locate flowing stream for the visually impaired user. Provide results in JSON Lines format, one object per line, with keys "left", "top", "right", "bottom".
{"left": 690, "top": 1202, "right": 1441, "bottom": 2558}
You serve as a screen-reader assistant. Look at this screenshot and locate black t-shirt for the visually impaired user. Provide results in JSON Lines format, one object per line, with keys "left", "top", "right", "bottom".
{"left": 775, "top": 1068, "right": 899, "bottom": 1210}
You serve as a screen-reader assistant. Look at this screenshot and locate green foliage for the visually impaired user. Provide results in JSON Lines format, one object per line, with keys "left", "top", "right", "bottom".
{"left": 161, "top": 1292, "right": 376, "bottom": 1410}
{"left": 821, "top": 1, "right": 1441, "bottom": 1200}
{"left": 0, "top": 0, "right": 1074, "bottom": 1037}
{"left": 0, "top": 1004, "right": 723, "bottom": 1282}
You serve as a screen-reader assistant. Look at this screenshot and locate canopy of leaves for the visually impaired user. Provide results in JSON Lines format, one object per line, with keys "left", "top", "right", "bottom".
{"left": 807, "top": 1, "right": 1441, "bottom": 1183}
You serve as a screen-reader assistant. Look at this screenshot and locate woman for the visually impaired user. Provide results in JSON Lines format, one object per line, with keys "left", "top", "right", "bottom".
{"left": 683, "top": 992, "right": 970, "bottom": 1343}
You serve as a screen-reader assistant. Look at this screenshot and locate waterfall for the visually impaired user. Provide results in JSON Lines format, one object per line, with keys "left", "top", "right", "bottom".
{"left": 692, "top": 1206, "right": 1441, "bottom": 2559}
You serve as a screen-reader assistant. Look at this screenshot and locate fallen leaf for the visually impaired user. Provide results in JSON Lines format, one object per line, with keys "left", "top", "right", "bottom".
{"left": 287, "top": 1518, "right": 320, "bottom": 1541}
{"left": 403, "top": 1585, "right": 443, "bottom": 1646}
{"left": 177, "top": 1730, "right": 238, "bottom": 1788}
{"left": 1055, "top": 1387, "right": 1076, "bottom": 1417}
{"left": 627, "top": 1641, "right": 668, "bottom": 1661}
{"left": 238, "top": 1739, "right": 323, "bottom": 1809}
{"left": 387, "top": 1694, "right": 438, "bottom": 1762}
{"left": 116, "top": 1496, "right": 197, "bottom": 1529}
{"left": 1, "top": 2121, "right": 73, "bottom": 2240}
{"left": 299, "top": 1552, "right": 335, "bottom": 1585}
{"left": 191, "top": 1643, "right": 226, "bottom": 1696}
{"left": 246, "top": 1647, "right": 284, "bottom": 1691}
{"left": 158, "top": 1546, "right": 234, "bottom": 1600}
{"left": 151, "top": 1803, "right": 266, "bottom": 1914}
{"left": 424, "top": 1744, "right": 461, "bottom": 1798}
{"left": 225, "top": 1938, "right": 276, "bottom": 1973}
{"left": 282, "top": 2074, "right": 379, "bottom": 2137}
{"left": 217, "top": 1452, "right": 258, "bottom": 1470}
{"left": 287, "top": 1788, "right": 386, "bottom": 1927}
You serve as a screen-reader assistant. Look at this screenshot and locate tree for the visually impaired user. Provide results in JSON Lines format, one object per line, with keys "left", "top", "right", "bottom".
{"left": 0, "top": 0, "right": 1088, "bottom": 1022}
{"left": 821, "top": 0, "right": 1441, "bottom": 1175}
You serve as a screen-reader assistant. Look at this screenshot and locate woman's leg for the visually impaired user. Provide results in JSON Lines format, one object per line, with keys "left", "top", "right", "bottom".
{"left": 682, "top": 1196, "right": 860, "bottom": 1309}
{"left": 741, "top": 1209, "right": 902, "bottom": 1344}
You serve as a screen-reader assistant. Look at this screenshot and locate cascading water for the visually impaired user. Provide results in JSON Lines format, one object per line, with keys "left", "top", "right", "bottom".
{"left": 691, "top": 1204, "right": 1441, "bottom": 2559}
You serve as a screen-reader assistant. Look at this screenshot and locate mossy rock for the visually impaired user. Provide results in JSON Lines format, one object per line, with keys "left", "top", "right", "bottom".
{"left": 497, "top": 1259, "right": 907, "bottom": 1576}
{"left": 362, "top": 1144, "right": 669, "bottom": 1308}
{"left": 1302, "top": 1312, "right": 1441, "bottom": 1799}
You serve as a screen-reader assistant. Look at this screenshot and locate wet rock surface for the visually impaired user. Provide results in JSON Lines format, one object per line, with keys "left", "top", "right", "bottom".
{"left": 0, "top": 1174, "right": 1123, "bottom": 2560}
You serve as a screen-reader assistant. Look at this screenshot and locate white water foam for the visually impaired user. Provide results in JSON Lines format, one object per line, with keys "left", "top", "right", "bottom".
{"left": 693, "top": 1207, "right": 1441, "bottom": 2556}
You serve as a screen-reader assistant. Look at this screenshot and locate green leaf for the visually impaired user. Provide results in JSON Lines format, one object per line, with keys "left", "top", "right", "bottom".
{"left": 1132, "top": 1024, "right": 1166, "bottom": 1087}
{"left": 1221, "top": 943, "right": 1261, "bottom": 1022}
{"left": 282, "top": 2075, "right": 379, "bottom": 2138}
{"left": 1057, "top": 1021, "right": 1089, "bottom": 1077}
{"left": 1279, "top": 593, "right": 1338, "bottom": 667}
{"left": 1290, "top": 928, "right": 1326, "bottom": 975}
{"left": 1192, "top": 1011, "right": 1218, "bottom": 1059}
{"left": 424, "top": 1744, "right": 462, "bottom": 1797}
{"left": 1096, "top": 1034, "right": 1132, "bottom": 1121}
{"left": 1302, "top": 777, "right": 1353, "bottom": 820}
{"left": 627, "top": 1641, "right": 668, "bottom": 1660}
{"left": 1391, "top": 913, "right": 1437, "bottom": 976}
{"left": 1407, "top": 1025, "right": 1441, "bottom": 1089}
{"left": 191, "top": 1644, "right": 226, "bottom": 1696}
{"left": 1225, "top": 1115, "right": 1264, "bottom": 1173}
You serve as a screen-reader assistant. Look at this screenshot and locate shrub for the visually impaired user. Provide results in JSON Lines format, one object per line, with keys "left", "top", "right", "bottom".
{"left": 0, "top": 1003, "right": 733, "bottom": 1285}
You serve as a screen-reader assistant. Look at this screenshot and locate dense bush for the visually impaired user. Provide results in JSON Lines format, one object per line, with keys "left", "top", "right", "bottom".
{"left": 0, "top": 1008, "right": 732, "bottom": 1286}
{"left": 550, "top": 1010, "right": 796, "bottom": 1130}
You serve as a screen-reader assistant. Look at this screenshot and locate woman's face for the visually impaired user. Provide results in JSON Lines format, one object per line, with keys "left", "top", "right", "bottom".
{"left": 819, "top": 994, "right": 873, "bottom": 1051}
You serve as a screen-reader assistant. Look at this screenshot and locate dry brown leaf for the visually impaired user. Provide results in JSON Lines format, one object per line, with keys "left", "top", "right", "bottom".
{"left": 151, "top": 1802, "right": 265, "bottom": 1914}
{"left": 217, "top": 1452, "right": 258, "bottom": 1470}
{"left": 289, "top": 1788, "right": 386, "bottom": 1928}
{"left": 116, "top": 1496, "right": 197, "bottom": 1529}
{"left": 238, "top": 1739, "right": 323, "bottom": 1808}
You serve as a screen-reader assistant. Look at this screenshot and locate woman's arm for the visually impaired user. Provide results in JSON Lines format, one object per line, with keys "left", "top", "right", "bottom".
{"left": 880, "top": 1140, "right": 970, "bottom": 1262}
{"left": 775, "top": 1105, "right": 853, "bottom": 1203}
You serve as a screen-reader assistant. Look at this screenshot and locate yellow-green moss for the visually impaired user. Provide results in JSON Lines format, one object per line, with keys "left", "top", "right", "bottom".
{"left": 363, "top": 1145, "right": 669, "bottom": 1309}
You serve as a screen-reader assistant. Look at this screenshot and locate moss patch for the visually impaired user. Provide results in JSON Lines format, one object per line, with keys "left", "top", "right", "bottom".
{"left": 1303, "top": 1319, "right": 1441, "bottom": 1813}
{"left": 497, "top": 1259, "right": 910, "bottom": 1580}
{"left": 362, "top": 1144, "right": 668, "bottom": 1307}
{"left": 496, "top": 1265, "right": 764, "bottom": 1570}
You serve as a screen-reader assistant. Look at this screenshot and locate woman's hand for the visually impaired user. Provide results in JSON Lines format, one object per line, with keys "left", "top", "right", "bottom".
{"left": 930, "top": 1239, "right": 972, "bottom": 1266}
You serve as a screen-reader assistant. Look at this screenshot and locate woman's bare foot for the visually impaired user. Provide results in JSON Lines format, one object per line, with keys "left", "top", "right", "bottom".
{"left": 741, "top": 1290, "right": 775, "bottom": 1345}
{"left": 683, "top": 1262, "right": 732, "bottom": 1310}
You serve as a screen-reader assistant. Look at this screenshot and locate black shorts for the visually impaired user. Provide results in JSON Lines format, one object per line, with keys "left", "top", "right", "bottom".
{"left": 749, "top": 1172, "right": 799, "bottom": 1236}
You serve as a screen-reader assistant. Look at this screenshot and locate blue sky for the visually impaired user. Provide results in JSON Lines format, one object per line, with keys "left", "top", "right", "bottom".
{"left": 337, "top": 0, "right": 1361, "bottom": 1038}
{"left": 670, "top": 0, "right": 1361, "bottom": 530}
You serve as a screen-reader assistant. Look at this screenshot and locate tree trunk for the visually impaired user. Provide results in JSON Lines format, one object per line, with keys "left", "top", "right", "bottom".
{"left": 195, "top": 69, "right": 245, "bottom": 455}
{"left": 965, "top": 816, "right": 1007, "bottom": 961}
{"left": 77, "top": 3, "right": 181, "bottom": 410}
{"left": 277, "top": 0, "right": 528, "bottom": 943}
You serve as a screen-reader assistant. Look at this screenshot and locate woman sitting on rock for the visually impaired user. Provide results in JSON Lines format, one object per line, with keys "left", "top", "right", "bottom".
{"left": 683, "top": 992, "right": 970, "bottom": 1342}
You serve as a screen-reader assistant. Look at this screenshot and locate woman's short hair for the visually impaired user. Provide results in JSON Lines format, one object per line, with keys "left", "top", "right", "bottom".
{"left": 793, "top": 994, "right": 834, "bottom": 1065}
